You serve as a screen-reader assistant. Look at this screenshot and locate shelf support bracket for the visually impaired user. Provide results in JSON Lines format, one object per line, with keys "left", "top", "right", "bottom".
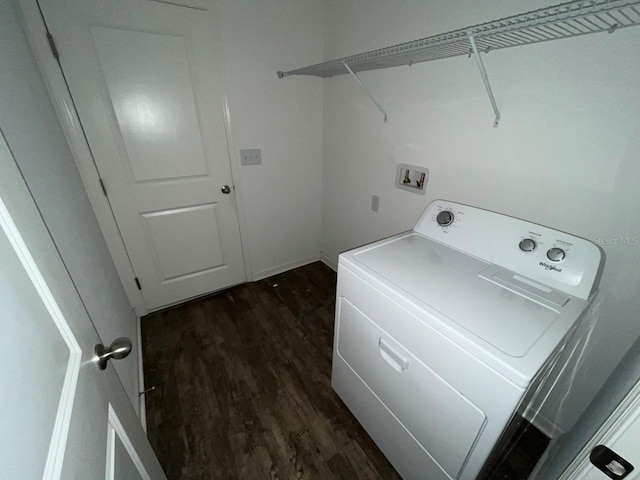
{"left": 344, "top": 62, "right": 388, "bottom": 123}
{"left": 467, "top": 31, "right": 500, "bottom": 128}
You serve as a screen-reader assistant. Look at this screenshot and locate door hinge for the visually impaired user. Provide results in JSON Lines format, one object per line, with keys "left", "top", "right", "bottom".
{"left": 46, "top": 32, "right": 59, "bottom": 60}
{"left": 99, "top": 178, "right": 108, "bottom": 197}
{"left": 135, "top": 277, "right": 142, "bottom": 290}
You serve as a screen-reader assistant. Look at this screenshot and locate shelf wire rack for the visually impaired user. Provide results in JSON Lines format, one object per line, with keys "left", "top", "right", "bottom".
{"left": 278, "top": 0, "right": 640, "bottom": 79}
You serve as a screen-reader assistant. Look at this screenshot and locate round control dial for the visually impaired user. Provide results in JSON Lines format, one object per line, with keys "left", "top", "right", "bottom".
{"left": 519, "top": 238, "right": 537, "bottom": 252}
{"left": 436, "top": 210, "right": 454, "bottom": 227}
{"left": 547, "top": 247, "right": 566, "bottom": 262}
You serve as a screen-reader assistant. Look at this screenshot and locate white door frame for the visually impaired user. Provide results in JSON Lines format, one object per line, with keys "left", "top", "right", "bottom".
{"left": 559, "top": 376, "right": 640, "bottom": 479}
{"left": 17, "top": 0, "right": 254, "bottom": 317}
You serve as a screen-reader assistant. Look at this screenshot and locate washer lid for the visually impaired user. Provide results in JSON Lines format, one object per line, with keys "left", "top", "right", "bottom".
{"left": 353, "top": 233, "right": 562, "bottom": 358}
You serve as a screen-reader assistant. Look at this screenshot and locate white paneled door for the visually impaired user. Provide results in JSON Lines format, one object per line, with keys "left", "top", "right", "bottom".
{"left": 39, "top": 0, "right": 246, "bottom": 310}
{"left": 0, "top": 134, "right": 166, "bottom": 478}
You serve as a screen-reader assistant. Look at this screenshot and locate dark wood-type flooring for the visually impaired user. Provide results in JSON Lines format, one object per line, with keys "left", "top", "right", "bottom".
{"left": 142, "top": 262, "right": 548, "bottom": 480}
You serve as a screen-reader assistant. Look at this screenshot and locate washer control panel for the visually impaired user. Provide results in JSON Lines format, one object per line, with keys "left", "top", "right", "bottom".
{"left": 414, "top": 200, "right": 603, "bottom": 300}
{"left": 520, "top": 240, "right": 570, "bottom": 264}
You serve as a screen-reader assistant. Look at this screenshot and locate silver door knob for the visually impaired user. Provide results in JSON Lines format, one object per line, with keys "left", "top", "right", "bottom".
{"left": 94, "top": 337, "right": 132, "bottom": 370}
{"left": 221, "top": 185, "right": 231, "bottom": 194}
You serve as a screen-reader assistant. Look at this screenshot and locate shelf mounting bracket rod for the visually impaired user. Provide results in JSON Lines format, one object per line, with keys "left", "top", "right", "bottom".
{"left": 467, "top": 31, "right": 500, "bottom": 128}
{"left": 344, "top": 62, "right": 388, "bottom": 123}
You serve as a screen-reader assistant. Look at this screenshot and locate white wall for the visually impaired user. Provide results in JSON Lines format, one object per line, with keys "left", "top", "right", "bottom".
{"left": 217, "top": 0, "right": 324, "bottom": 279}
{"left": 0, "top": 0, "right": 139, "bottom": 408}
{"left": 322, "top": 0, "right": 640, "bottom": 409}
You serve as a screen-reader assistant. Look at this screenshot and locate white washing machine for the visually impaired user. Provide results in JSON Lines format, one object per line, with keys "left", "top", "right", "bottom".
{"left": 331, "top": 200, "right": 603, "bottom": 480}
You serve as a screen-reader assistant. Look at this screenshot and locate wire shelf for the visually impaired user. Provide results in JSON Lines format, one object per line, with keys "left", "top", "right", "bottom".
{"left": 278, "top": 0, "right": 640, "bottom": 79}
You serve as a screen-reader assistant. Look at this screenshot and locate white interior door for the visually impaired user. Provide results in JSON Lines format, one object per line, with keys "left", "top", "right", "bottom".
{"left": 39, "top": 0, "right": 246, "bottom": 311}
{"left": 0, "top": 133, "right": 166, "bottom": 478}
{"left": 561, "top": 379, "right": 640, "bottom": 480}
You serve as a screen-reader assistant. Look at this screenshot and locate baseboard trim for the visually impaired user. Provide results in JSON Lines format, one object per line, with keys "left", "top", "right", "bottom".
{"left": 136, "top": 314, "right": 147, "bottom": 432}
{"left": 320, "top": 254, "right": 337, "bottom": 272}
{"left": 253, "top": 255, "right": 320, "bottom": 281}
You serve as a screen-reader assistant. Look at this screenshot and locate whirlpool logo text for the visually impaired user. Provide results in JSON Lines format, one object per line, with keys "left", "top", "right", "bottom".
{"left": 539, "top": 262, "right": 562, "bottom": 273}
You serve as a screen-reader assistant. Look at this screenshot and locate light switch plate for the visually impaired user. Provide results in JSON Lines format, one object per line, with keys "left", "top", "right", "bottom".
{"left": 371, "top": 195, "right": 380, "bottom": 212}
{"left": 240, "top": 149, "right": 262, "bottom": 166}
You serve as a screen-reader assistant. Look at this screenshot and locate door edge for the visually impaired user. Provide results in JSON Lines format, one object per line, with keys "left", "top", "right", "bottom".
{"left": 210, "top": 4, "right": 253, "bottom": 283}
{"left": 558, "top": 377, "right": 640, "bottom": 480}
{"left": 17, "top": 0, "right": 149, "bottom": 316}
